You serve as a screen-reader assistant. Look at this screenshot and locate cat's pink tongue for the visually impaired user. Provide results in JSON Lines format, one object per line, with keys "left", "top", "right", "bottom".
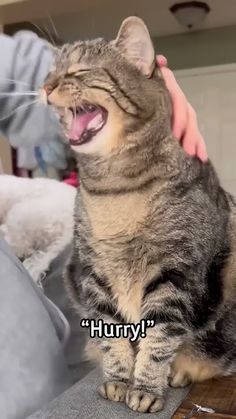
{"left": 69, "top": 110, "right": 100, "bottom": 140}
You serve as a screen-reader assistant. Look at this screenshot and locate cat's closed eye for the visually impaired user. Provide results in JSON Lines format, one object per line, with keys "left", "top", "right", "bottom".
{"left": 67, "top": 64, "right": 91, "bottom": 76}
{"left": 67, "top": 70, "right": 91, "bottom": 77}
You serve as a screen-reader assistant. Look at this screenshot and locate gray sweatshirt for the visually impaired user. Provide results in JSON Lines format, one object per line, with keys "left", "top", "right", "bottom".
{"left": 0, "top": 30, "right": 67, "bottom": 170}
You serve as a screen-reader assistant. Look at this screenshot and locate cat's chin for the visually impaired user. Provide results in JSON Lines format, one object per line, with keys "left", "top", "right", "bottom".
{"left": 67, "top": 104, "right": 108, "bottom": 147}
{"left": 69, "top": 122, "right": 110, "bottom": 155}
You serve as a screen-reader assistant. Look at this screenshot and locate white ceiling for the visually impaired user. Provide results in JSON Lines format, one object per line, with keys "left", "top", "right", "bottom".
{"left": 1, "top": 0, "right": 236, "bottom": 39}
{"left": 54, "top": 0, "right": 236, "bottom": 40}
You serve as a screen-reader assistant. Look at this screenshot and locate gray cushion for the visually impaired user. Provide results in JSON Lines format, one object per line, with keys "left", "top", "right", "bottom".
{"left": 27, "top": 369, "right": 189, "bottom": 419}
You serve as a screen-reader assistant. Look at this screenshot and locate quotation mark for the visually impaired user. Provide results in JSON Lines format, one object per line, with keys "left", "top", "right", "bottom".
{"left": 81, "top": 319, "right": 90, "bottom": 327}
{"left": 146, "top": 320, "right": 155, "bottom": 327}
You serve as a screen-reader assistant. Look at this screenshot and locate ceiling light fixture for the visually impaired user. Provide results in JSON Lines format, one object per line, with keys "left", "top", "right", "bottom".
{"left": 170, "top": 1, "right": 210, "bottom": 29}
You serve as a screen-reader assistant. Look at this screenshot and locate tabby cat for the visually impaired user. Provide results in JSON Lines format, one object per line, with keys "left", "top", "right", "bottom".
{"left": 43, "top": 17, "right": 236, "bottom": 413}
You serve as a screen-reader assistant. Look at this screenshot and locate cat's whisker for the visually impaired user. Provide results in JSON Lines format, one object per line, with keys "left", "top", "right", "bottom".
{"left": 28, "top": 21, "right": 52, "bottom": 43}
{"left": 41, "top": 22, "right": 56, "bottom": 46}
{"left": 0, "top": 78, "right": 32, "bottom": 87}
{"left": 0, "top": 92, "right": 38, "bottom": 97}
{"left": 47, "top": 13, "right": 59, "bottom": 41}
{"left": 0, "top": 99, "right": 39, "bottom": 121}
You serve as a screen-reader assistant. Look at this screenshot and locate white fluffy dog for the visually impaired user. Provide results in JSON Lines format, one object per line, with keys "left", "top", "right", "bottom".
{"left": 0, "top": 175, "right": 76, "bottom": 285}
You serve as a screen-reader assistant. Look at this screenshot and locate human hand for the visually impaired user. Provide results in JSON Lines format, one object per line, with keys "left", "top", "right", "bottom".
{"left": 157, "top": 55, "right": 208, "bottom": 162}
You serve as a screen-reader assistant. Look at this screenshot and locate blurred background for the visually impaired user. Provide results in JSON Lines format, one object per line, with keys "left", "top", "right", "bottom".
{"left": 1, "top": 0, "right": 236, "bottom": 194}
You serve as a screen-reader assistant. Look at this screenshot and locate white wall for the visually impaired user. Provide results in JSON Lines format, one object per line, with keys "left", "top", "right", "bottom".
{"left": 50, "top": 13, "right": 236, "bottom": 70}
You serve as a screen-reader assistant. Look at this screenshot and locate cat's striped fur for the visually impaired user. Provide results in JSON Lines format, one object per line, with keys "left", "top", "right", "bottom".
{"left": 45, "top": 17, "right": 236, "bottom": 413}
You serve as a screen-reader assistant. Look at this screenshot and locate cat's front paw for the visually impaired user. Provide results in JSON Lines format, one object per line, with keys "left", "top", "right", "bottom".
{"left": 98, "top": 381, "right": 127, "bottom": 402}
{"left": 126, "top": 386, "right": 164, "bottom": 413}
{"left": 168, "top": 369, "right": 191, "bottom": 388}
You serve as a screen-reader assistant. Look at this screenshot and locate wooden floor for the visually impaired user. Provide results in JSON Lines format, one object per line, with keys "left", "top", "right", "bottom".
{"left": 173, "top": 376, "right": 236, "bottom": 418}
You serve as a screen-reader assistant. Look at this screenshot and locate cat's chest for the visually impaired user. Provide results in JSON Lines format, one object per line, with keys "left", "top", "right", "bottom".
{"left": 81, "top": 188, "right": 150, "bottom": 238}
{"left": 111, "top": 280, "right": 143, "bottom": 323}
{"left": 78, "top": 189, "right": 161, "bottom": 322}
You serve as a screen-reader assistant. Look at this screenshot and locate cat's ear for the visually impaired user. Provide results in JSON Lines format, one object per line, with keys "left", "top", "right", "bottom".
{"left": 114, "top": 16, "right": 155, "bottom": 77}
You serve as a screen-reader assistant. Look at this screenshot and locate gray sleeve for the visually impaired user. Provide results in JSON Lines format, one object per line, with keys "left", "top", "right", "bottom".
{"left": 0, "top": 31, "right": 65, "bottom": 149}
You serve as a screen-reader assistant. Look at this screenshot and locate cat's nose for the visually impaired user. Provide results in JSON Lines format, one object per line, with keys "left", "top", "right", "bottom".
{"left": 40, "top": 85, "right": 54, "bottom": 105}
{"left": 43, "top": 73, "right": 60, "bottom": 100}
{"left": 42, "top": 83, "right": 58, "bottom": 105}
{"left": 40, "top": 84, "right": 58, "bottom": 105}
{"left": 44, "top": 84, "right": 54, "bottom": 96}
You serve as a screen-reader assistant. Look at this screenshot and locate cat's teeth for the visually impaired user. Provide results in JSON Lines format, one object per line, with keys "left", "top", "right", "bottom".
{"left": 65, "top": 108, "right": 73, "bottom": 125}
{"left": 87, "top": 104, "right": 97, "bottom": 112}
{"left": 87, "top": 113, "right": 103, "bottom": 130}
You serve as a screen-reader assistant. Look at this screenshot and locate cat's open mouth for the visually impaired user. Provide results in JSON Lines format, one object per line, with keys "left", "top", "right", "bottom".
{"left": 68, "top": 104, "right": 107, "bottom": 146}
